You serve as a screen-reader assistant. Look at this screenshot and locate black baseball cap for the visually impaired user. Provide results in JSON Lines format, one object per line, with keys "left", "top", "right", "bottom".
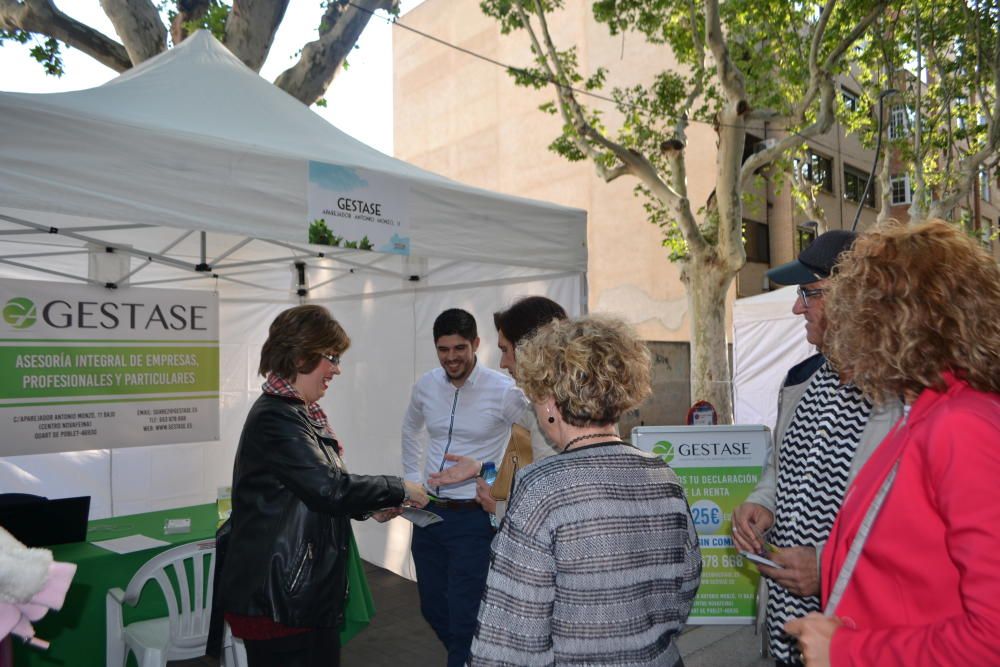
{"left": 766, "top": 229, "right": 858, "bottom": 286}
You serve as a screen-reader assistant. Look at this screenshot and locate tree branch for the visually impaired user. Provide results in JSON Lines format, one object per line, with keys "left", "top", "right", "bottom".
{"left": 0, "top": 0, "right": 131, "bottom": 70}
{"left": 98, "top": 0, "right": 165, "bottom": 64}
{"left": 703, "top": 0, "right": 745, "bottom": 102}
{"left": 740, "top": 2, "right": 886, "bottom": 187}
{"left": 224, "top": 0, "right": 289, "bottom": 72}
{"left": 928, "top": 43, "right": 1000, "bottom": 220}
{"left": 820, "top": 1, "right": 889, "bottom": 73}
{"left": 741, "top": 78, "right": 838, "bottom": 186}
{"left": 519, "top": 0, "right": 705, "bottom": 253}
{"left": 515, "top": 3, "right": 623, "bottom": 181}
{"left": 672, "top": 0, "right": 706, "bottom": 142}
{"left": 789, "top": 162, "right": 828, "bottom": 231}
{"left": 273, "top": 0, "right": 395, "bottom": 105}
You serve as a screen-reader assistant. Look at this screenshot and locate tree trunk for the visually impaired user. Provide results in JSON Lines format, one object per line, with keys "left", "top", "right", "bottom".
{"left": 682, "top": 251, "right": 736, "bottom": 424}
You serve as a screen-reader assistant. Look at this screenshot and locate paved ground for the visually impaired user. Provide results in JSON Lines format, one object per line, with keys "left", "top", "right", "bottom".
{"left": 180, "top": 560, "right": 774, "bottom": 666}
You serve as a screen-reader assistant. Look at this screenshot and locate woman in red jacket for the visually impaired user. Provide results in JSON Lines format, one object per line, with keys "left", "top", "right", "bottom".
{"left": 785, "top": 219, "right": 1000, "bottom": 666}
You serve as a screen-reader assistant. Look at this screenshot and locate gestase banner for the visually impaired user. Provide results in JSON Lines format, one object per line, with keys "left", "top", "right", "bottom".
{"left": 306, "top": 161, "right": 411, "bottom": 255}
{"left": 632, "top": 424, "right": 769, "bottom": 625}
{"left": 0, "top": 279, "right": 219, "bottom": 456}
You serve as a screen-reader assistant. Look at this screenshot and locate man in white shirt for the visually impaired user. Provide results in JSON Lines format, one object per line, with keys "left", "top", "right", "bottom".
{"left": 401, "top": 308, "right": 527, "bottom": 667}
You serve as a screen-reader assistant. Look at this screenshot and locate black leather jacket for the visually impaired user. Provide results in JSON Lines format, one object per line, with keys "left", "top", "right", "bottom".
{"left": 219, "top": 393, "right": 404, "bottom": 628}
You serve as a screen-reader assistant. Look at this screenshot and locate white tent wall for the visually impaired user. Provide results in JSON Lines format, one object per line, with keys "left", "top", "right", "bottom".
{"left": 732, "top": 286, "right": 815, "bottom": 429}
{"left": 0, "top": 267, "right": 582, "bottom": 579}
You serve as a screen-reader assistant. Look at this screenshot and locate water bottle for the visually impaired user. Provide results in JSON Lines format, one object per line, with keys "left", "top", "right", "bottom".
{"left": 480, "top": 461, "right": 497, "bottom": 486}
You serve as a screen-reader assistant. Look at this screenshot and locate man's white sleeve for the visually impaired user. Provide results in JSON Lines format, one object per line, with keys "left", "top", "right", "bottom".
{"left": 400, "top": 383, "right": 425, "bottom": 484}
{"left": 503, "top": 385, "right": 532, "bottom": 427}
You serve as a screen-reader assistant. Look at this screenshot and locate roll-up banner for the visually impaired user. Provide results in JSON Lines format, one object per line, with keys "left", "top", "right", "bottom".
{"left": 632, "top": 424, "right": 770, "bottom": 624}
{"left": 0, "top": 279, "right": 219, "bottom": 456}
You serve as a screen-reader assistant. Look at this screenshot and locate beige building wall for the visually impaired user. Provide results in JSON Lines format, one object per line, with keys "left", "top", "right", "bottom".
{"left": 394, "top": 0, "right": 720, "bottom": 344}
{"left": 394, "top": 0, "right": 1000, "bottom": 337}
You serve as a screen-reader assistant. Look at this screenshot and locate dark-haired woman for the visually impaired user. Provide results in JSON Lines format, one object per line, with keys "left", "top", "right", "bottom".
{"left": 219, "top": 305, "right": 427, "bottom": 667}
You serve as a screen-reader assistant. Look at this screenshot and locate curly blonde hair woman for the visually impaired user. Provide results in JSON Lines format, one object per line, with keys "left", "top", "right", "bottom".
{"left": 824, "top": 219, "right": 1000, "bottom": 403}
{"left": 468, "top": 316, "right": 701, "bottom": 667}
{"left": 786, "top": 220, "right": 1000, "bottom": 666}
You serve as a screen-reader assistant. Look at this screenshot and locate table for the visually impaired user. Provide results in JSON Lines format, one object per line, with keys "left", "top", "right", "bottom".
{"left": 14, "top": 504, "right": 375, "bottom": 666}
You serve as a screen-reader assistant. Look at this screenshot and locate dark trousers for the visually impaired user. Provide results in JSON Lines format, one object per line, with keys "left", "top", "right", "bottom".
{"left": 411, "top": 504, "right": 494, "bottom": 667}
{"left": 243, "top": 628, "right": 340, "bottom": 667}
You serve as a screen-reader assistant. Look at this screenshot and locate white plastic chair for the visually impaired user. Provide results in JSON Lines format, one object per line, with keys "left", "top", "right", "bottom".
{"left": 221, "top": 621, "right": 248, "bottom": 667}
{"left": 105, "top": 540, "right": 216, "bottom": 667}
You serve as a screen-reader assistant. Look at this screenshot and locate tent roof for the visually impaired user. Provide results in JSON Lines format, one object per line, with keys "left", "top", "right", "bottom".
{"left": 733, "top": 285, "right": 799, "bottom": 323}
{"left": 0, "top": 31, "right": 586, "bottom": 288}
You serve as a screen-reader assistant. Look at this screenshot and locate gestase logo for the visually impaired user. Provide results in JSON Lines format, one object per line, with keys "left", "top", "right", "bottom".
{"left": 3, "top": 297, "right": 37, "bottom": 329}
{"left": 1, "top": 298, "right": 208, "bottom": 332}
{"left": 652, "top": 439, "right": 675, "bottom": 463}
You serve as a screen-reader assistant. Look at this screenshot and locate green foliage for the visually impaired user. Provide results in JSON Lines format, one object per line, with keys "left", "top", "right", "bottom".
{"left": 310, "top": 220, "right": 373, "bottom": 251}
{"left": 308, "top": 219, "right": 343, "bottom": 247}
{"left": 343, "top": 236, "right": 374, "bottom": 251}
{"left": 163, "top": 0, "right": 230, "bottom": 42}
{"left": 838, "top": 0, "right": 998, "bottom": 209}
{"left": 1, "top": 29, "right": 64, "bottom": 77}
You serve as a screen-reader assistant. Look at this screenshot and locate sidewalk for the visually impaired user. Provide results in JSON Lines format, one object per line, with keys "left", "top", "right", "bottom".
{"left": 680, "top": 624, "right": 772, "bottom": 666}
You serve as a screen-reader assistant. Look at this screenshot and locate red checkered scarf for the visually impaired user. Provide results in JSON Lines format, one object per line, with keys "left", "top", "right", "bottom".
{"left": 261, "top": 372, "right": 341, "bottom": 454}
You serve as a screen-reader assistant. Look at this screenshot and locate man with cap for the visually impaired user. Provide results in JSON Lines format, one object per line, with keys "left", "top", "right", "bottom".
{"left": 732, "top": 230, "right": 902, "bottom": 667}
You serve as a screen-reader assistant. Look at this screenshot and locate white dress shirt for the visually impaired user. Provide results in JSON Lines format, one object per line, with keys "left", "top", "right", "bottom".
{"left": 401, "top": 361, "right": 528, "bottom": 499}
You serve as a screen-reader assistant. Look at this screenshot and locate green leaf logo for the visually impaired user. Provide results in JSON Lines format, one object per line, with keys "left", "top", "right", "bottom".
{"left": 651, "top": 439, "right": 675, "bottom": 463}
{"left": 2, "top": 297, "right": 37, "bottom": 329}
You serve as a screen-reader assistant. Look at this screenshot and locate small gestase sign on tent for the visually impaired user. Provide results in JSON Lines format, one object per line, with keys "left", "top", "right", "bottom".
{"left": 0, "top": 279, "right": 219, "bottom": 456}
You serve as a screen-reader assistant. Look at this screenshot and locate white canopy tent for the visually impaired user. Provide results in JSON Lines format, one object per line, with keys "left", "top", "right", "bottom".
{"left": 0, "top": 31, "right": 587, "bottom": 578}
{"left": 732, "top": 286, "right": 814, "bottom": 429}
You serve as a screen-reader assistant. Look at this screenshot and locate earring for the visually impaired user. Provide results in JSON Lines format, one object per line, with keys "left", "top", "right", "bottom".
{"left": 547, "top": 408, "right": 555, "bottom": 424}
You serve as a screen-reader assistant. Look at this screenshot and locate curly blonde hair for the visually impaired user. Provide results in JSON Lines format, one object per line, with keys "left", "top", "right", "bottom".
{"left": 824, "top": 219, "right": 1000, "bottom": 403}
{"left": 515, "top": 315, "right": 652, "bottom": 426}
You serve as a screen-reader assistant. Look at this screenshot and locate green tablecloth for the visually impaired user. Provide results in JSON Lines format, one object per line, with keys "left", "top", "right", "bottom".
{"left": 14, "top": 503, "right": 375, "bottom": 666}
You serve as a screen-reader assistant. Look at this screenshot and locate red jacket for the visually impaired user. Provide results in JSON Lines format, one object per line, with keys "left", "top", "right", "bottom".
{"left": 822, "top": 373, "right": 1000, "bottom": 666}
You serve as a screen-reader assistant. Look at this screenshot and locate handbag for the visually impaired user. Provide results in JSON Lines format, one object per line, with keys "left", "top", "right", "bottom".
{"left": 490, "top": 423, "right": 533, "bottom": 501}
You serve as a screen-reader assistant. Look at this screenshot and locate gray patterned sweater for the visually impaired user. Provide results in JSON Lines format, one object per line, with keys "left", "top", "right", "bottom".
{"left": 469, "top": 442, "right": 702, "bottom": 667}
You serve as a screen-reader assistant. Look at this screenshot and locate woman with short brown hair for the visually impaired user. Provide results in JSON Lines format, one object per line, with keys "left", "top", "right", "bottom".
{"left": 220, "top": 305, "right": 427, "bottom": 667}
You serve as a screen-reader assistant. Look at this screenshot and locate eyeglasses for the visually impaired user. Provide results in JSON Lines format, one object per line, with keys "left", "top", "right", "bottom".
{"left": 796, "top": 286, "right": 825, "bottom": 307}
{"left": 320, "top": 352, "right": 341, "bottom": 366}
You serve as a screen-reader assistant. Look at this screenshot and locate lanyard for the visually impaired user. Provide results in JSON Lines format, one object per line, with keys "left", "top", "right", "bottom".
{"left": 824, "top": 406, "right": 910, "bottom": 615}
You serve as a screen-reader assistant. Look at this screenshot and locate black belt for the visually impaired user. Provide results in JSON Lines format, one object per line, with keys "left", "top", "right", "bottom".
{"left": 429, "top": 497, "right": 482, "bottom": 511}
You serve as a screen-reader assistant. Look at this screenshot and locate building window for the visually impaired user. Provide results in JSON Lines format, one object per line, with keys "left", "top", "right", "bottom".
{"left": 796, "top": 222, "right": 818, "bottom": 254}
{"left": 795, "top": 151, "right": 833, "bottom": 193}
{"left": 742, "top": 220, "right": 770, "bottom": 263}
{"left": 888, "top": 104, "right": 910, "bottom": 139}
{"left": 954, "top": 96, "right": 968, "bottom": 131}
{"left": 981, "top": 169, "right": 992, "bottom": 203}
{"left": 982, "top": 217, "right": 994, "bottom": 250}
{"left": 841, "top": 88, "right": 859, "bottom": 112}
{"left": 890, "top": 174, "right": 912, "bottom": 205}
{"left": 843, "top": 165, "right": 875, "bottom": 207}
